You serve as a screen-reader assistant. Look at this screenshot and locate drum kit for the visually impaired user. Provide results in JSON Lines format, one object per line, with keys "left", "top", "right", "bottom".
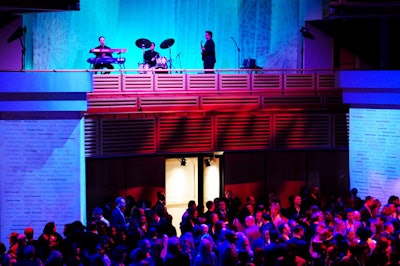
{"left": 136, "top": 38, "right": 175, "bottom": 73}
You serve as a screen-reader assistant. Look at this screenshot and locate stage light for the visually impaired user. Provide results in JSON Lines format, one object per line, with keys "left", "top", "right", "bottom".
{"left": 180, "top": 158, "right": 186, "bottom": 166}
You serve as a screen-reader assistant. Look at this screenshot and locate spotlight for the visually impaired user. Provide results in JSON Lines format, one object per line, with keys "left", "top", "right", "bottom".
{"left": 205, "top": 158, "right": 211, "bottom": 167}
{"left": 180, "top": 158, "right": 186, "bottom": 166}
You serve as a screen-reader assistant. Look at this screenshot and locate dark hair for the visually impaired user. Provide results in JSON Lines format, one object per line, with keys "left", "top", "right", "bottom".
{"left": 98, "top": 36, "right": 105, "bottom": 41}
{"left": 206, "top": 30, "right": 213, "bottom": 38}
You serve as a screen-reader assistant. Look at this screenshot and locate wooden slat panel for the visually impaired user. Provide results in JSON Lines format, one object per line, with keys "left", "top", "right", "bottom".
{"left": 284, "top": 74, "right": 315, "bottom": 94}
{"left": 158, "top": 117, "right": 213, "bottom": 152}
{"left": 333, "top": 112, "right": 349, "bottom": 148}
{"left": 139, "top": 96, "right": 199, "bottom": 111}
{"left": 274, "top": 113, "right": 331, "bottom": 148}
{"left": 92, "top": 74, "right": 121, "bottom": 93}
{"left": 252, "top": 74, "right": 283, "bottom": 93}
{"left": 216, "top": 115, "right": 271, "bottom": 150}
{"left": 122, "top": 74, "right": 153, "bottom": 92}
{"left": 201, "top": 95, "right": 260, "bottom": 110}
{"left": 187, "top": 74, "right": 217, "bottom": 91}
{"left": 155, "top": 74, "right": 185, "bottom": 91}
{"left": 87, "top": 94, "right": 138, "bottom": 113}
{"left": 262, "top": 96, "right": 322, "bottom": 107}
{"left": 84, "top": 118, "right": 99, "bottom": 157}
{"left": 101, "top": 118, "right": 156, "bottom": 155}
{"left": 317, "top": 73, "right": 339, "bottom": 93}
{"left": 219, "top": 74, "right": 250, "bottom": 90}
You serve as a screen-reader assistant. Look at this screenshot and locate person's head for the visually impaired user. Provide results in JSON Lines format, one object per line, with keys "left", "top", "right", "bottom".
{"left": 92, "top": 207, "right": 104, "bottom": 220}
{"left": 388, "top": 195, "right": 399, "bottom": 206}
{"left": 294, "top": 195, "right": 302, "bottom": 206}
{"left": 24, "top": 227, "right": 34, "bottom": 240}
{"left": 116, "top": 197, "right": 126, "bottom": 212}
{"left": 206, "top": 200, "right": 215, "bottom": 211}
{"left": 188, "top": 200, "right": 197, "bottom": 210}
{"left": 157, "top": 191, "right": 165, "bottom": 202}
{"left": 8, "top": 232, "right": 19, "bottom": 245}
{"left": 150, "top": 42, "right": 155, "bottom": 51}
{"left": 211, "top": 213, "right": 219, "bottom": 224}
{"left": 245, "top": 215, "right": 255, "bottom": 227}
{"left": 365, "top": 196, "right": 374, "bottom": 207}
{"left": 219, "top": 200, "right": 226, "bottom": 211}
{"left": 225, "top": 190, "right": 232, "bottom": 199}
{"left": 291, "top": 224, "right": 305, "bottom": 237}
{"left": 98, "top": 36, "right": 105, "bottom": 46}
{"left": 311, "top": 185, "right": 320, "bottom": 196}
{"left": 43, "top": 221, "right": 56, "bottom": 235}
{"left": 205, "top": 31, "right": 212, "bottom": 40}
{"left": 261, "top": 227, "right": 270, "bottom": 241}
{"left": 167, "top": 236, "right": 181, "bottom": 255}
{"left": 224, "top": 230, "right": 237, "bottom": 244}
{"left": 199, "top": 238, "right": 213, "bottom": 256}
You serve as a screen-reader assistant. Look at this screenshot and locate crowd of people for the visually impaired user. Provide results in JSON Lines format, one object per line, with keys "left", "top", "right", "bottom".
{"left": 2, "top": 186, "right": 400, "bottom": 266}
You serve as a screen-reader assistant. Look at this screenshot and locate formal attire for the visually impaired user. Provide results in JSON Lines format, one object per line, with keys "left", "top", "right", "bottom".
{"left": 202, "top": 39, "right": 216, "bottom": 71}
{"left": 110, "top": 207, "right": 127, "bottom": 233}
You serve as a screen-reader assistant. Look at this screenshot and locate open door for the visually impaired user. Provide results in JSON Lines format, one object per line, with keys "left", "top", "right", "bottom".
{"left": 165, "top": 157, "right": 198, "bottom": 234}
{"left": 165, "top": 156, "right": 221, "bottom": 236}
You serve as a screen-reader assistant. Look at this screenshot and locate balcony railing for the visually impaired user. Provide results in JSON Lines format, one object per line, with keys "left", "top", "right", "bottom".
{"left": 86, "top": 68, "right": 340, "bottom": 114}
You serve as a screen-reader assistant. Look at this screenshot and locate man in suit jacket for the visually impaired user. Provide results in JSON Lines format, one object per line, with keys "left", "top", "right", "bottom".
{"left": 201, "top": 30, "right": 216, "bottom": 73}
{"left": 110, "top": 197, "right": 128, "bottom": 233}
{"left": 218, "top": 229, "right": 238, "bottom": 266}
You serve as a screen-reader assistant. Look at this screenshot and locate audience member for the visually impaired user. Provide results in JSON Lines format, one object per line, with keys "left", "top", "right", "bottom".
{"left": 4, "top": 188, "right": 400, "bottom": 266}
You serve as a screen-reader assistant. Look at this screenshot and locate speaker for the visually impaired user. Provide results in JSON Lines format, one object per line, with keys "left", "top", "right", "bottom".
{"left": 243, "top": 58, "right": 256, "bottom": 68}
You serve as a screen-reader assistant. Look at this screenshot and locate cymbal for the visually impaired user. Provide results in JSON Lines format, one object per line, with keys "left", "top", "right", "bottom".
{"left": 160, "top": 38, "right": 175, "bottom": 49}
{"left": 135, "top": 38, "right": 151, "bottom": 49}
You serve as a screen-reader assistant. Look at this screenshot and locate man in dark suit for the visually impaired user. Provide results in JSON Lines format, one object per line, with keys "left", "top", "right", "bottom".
{"left": 110, "top": 196, "right": 128, "bottom": 233}
{"left": 218, "top": 229, "right": 238, "bottom": 266}
{"left": 201, "top": 30, "right": 216, "bottom": 73}
{"left": 359, "top": 195, "right": 375, "bottom": 225}
{"left": 263, "top": 229, "right": 287, "bottom": 266}
{"left": 286, "top": 224, "right": 309, "bottom": 263}
{"left": 152, "top": 191, "right": 168, "bottom": 218}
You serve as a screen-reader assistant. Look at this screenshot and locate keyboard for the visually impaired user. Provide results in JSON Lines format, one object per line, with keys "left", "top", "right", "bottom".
{"left": 90, "top": 48, "right": 127, "bottom": 53}
{"left": 87, "top": 57, "right": 126, "bottom": 64}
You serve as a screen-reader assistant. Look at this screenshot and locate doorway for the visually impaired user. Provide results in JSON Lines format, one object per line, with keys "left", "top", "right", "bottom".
{"left": 165, "top": 156, "right": 220, "bottom": 235}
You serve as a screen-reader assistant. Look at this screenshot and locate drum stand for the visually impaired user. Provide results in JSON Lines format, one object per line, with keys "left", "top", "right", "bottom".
{"left": 168, "top": 47, "right": 173, "bottom": 69}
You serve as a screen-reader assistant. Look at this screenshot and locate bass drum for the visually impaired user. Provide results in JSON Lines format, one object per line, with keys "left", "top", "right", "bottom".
{"left": 138, "top": 63, "right": 150, "bottom": 74}
{"left": 156, "top": 56, "right": 168, "bottom": 69}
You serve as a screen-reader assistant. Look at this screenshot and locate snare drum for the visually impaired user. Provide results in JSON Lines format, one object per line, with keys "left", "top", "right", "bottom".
{"left": 156, "top": 56, "right": 167, "bottom": 69}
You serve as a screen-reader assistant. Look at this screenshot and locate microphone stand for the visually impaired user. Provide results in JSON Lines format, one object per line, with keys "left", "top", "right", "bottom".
{"left": 176, "top": 52, "right": 182, "bottom": 73}
{"left": 231, "top": 37, "right": 240, "bottom": 73}
{"left": 20, "top": 27, "right": 26, "bottom": 70}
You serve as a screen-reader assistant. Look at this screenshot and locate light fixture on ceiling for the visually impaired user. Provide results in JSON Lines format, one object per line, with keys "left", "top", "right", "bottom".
{"left": 205, "top": 158, "right": 211, "bottom": 167}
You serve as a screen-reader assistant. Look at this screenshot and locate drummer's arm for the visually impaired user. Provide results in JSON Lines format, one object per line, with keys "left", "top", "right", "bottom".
{"left": 152, "top": 52, "right": 159, "bottom": 61}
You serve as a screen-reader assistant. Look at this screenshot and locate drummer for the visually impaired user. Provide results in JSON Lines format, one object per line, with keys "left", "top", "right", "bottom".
{"left": 143, "top": 42, "right": 160, "bottom": 67}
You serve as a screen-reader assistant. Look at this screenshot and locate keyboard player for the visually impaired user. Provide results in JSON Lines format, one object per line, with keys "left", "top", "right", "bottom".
{"left": 92, "top": 36, "right": 114, "bottom": 73}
